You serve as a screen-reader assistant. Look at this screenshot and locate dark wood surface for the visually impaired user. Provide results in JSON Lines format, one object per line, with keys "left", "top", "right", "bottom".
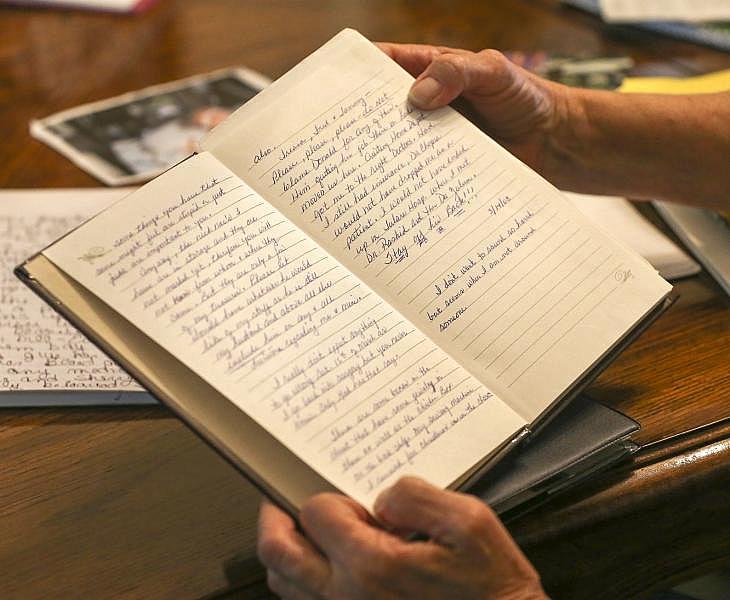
{"left": 1, "top": 1, "right": 729, "bottom": 598}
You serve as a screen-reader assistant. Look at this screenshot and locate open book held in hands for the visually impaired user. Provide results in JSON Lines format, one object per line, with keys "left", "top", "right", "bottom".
{"left": 16, "top": 30, "right": 672, "bottom": 514}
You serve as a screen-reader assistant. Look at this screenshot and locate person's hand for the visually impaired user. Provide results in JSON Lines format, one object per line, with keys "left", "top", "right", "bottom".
{"left": 376, "top": 42, "right": 569, "bottom": 177}
{"left": 257, "top": 476, "right": 548, "bottom": 599}
{"left": 377, "top": 42, "right": 730, "bottom": 210}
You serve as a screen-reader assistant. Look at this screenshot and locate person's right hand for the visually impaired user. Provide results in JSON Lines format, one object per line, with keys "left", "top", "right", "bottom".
{"left": 378, "top": 42, "right": 730, "bottom": 210}
{"left": 258, "top": 477, "right": 548, "bottom": 600}
{"left": 376, "top": 42, "right": 569, "bottom": 177}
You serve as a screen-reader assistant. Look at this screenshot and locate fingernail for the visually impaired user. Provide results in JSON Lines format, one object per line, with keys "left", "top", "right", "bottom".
{"left": 409, "top": 77, "right": 442, "bottom": 107}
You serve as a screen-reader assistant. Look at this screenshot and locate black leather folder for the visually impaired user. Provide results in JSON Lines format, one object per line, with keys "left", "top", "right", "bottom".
{"left": 470, "top": 394, "right": 638, "bottom": 519}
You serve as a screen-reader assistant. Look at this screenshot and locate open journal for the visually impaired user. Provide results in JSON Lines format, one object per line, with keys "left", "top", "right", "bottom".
{"left": 16, "top": 29, "right": 672, "bottom": 513}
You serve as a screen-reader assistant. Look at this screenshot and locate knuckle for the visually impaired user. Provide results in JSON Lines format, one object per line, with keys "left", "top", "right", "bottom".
{"left": 432, "top": 53, "right": 467, "bottom": 77}
{"left": 474, "top": 48, "right": 514, "bottom": 85}
{"left": 435, "top": 50, "right": 510, "bottom": 92}
{"left": 431, "top": 54, "right": 465, "bottom": 82}
{"left": 478, "top": 48, "right": 509, "bottom": 67}
{"left": 457, "top": 497, "right": 494, "bottom": 538}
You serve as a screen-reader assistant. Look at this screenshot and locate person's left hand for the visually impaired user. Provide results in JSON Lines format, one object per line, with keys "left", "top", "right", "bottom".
{"left": 257, "top": 476, "right": 547, "bottom": 599}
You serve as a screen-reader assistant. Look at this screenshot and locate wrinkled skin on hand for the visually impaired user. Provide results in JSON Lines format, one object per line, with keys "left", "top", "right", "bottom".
{"left": 258, "top": 476, "right": 548, "bottom": 600}
{"left": 376, "top": 42, "right": 566, "bottom": 175}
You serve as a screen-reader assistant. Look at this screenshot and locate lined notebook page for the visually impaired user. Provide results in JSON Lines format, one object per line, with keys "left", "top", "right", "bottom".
{"left": 43, "top": 153, "right": 525, "bottom": 510}
{"left": 1, "top": 189, "right": 142, "bottom": 395}
{"left": 204, "top": 29, "right": 671, "bottom": 421}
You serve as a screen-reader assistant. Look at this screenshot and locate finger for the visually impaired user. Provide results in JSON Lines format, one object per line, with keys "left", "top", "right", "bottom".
{"left": 257, "top": 500, "right": 331, "bottom": 593}
{"left": 408, "top": 49, "right": 516, "bottom": 111}
{"left": 375, "top": 42, "right": 440, "bottom": 77}
{"left": 373, "top": 477, "right": 506, "bottom": 552}
{"left": 266, "top": 569, "right": 321, "bottom": 600}
{"left": 375, "top": 42, "right": 471, "bottom": 79}
{"left": 299, "top": 493, "right": 383, "bottom": 563}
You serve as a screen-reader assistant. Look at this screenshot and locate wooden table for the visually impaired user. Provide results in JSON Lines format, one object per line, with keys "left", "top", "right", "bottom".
{"left": 1, "top": 1, "right": 728, "bottom": 598}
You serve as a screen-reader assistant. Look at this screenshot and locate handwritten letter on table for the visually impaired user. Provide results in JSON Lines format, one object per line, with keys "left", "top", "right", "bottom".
{"left": 0, "top": 190, "right": 144, "bottom": 404}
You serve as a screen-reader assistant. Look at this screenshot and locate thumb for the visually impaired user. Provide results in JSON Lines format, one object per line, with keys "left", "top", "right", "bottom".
{"left": 373, "top": 477, "right": 504, "bottom": 551}
{"left": 408, "top": 50, "right": 514, "bottom": 110}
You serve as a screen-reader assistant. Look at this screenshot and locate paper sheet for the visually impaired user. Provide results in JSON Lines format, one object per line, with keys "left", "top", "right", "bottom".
{"left": 1, "top": 189, "right": 149, "bottom": 405}
{"left": 600, "top": 0, "right": 730, "bottom": 23}
{"left": 619, "top": 69, "right": 730, "bottom": 94}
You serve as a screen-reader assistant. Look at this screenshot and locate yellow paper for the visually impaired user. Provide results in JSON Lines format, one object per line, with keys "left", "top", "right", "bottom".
{"left": 619, "top": 69, "right": 730, "bottom": 94}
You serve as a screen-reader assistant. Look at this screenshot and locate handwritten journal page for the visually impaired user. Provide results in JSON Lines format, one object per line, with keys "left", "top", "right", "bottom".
{"left": 1, "top": 189, "right": 143, "bottom": 398}
{"left": 43, "top": 153, "right": 525, "bottom": 510}
{"left": 203, "top": 29, "right": 671, "bottom": 422}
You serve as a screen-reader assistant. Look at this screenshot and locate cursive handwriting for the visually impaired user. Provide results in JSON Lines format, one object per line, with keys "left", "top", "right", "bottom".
{"left": 1, "top": 210, "right": 140, "bottom": 392}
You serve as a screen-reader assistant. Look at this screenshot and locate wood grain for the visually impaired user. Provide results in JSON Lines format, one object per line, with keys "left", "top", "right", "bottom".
{"left": 0, "top": 1, "right": 728, "bottom": 598}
